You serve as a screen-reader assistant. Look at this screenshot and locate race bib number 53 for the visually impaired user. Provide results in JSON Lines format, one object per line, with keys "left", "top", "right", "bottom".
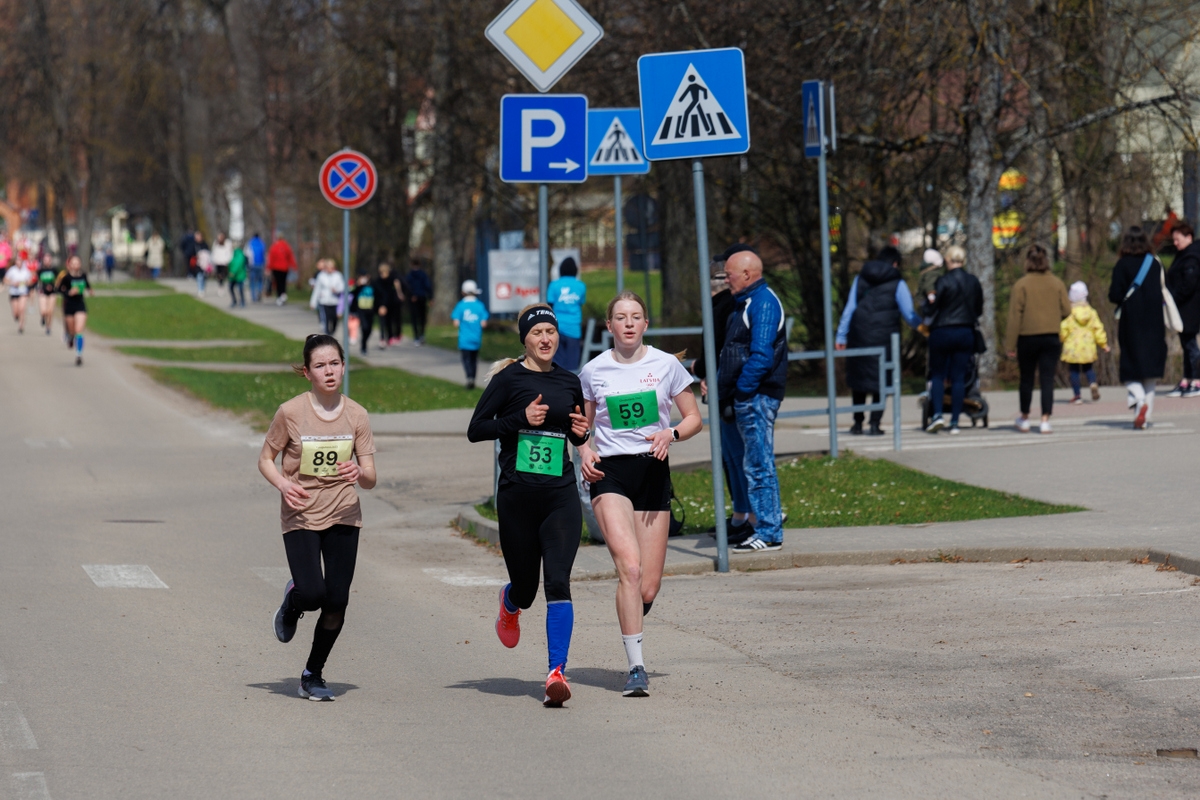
{"left": 300, "top": 435, "right": 354, "bottom": 477}
{"left": 516, "top": 430, "right": 565, "bottom": 475}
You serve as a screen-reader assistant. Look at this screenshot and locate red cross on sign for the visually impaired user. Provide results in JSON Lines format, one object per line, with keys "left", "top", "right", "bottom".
{"left": 319, "top": 150, "right": 377, "bottom": 210}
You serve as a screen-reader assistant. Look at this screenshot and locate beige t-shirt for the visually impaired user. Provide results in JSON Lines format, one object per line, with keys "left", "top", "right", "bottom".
{"left": 265, "top": 394, "right": 376, "bottom": 533}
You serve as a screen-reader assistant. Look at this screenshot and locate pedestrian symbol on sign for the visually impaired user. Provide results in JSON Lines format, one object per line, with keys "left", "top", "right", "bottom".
{"left": 805, "top": 93, "right": 821, "bottom": 153}
{"left": 590, "top": 116, "right": 645, "bottom": 168}
{"left": 651, "top": 64, "right": 740, "bottom": 145}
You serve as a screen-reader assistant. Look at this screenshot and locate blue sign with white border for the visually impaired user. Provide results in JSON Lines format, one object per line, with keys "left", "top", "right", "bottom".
{"left": 637, "top": 48, "right": 750, "bottom": 161}
{"left": 587, "top": 108, "right": 650, "bottom": 176}
{"left": 499, "top": 94, "right": 588, "bottom": 183}
{"left": 801, "top": 80, "right": 824, "bottom": 159}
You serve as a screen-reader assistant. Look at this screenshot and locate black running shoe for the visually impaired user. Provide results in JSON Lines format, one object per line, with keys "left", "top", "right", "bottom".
{"left": 273, "top": 580, "right": 302, "bottom": 643}
{"left": 299, "top": 672, "right": 334, "bottom": 701}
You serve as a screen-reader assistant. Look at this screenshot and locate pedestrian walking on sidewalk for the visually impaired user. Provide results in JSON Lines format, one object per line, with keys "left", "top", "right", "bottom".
{"left": 228, "top": 242, "right": 247, "bottom": 307}
{"left": 247, "top": 233, "right": 267, "bottom": 302}
{"left": 349, "top": 270, "right": 376, "bottom": 355}
{"left": 1060, "top": 282, "right": 1109, "bottom": 404}
{"left": 268, "top": 235, "right": 296, "bottom": 305}
{"left": 405, "top": 259, "right": 432, "bottom": 344}
{"left": 578, "top": 292, "right": 702, "bottom": 698}
{"left": 718, "top": 248, "right": 789, "bottom": 553}
{"left": 835, "top": 245, "right": 922, "bottom": 436}
{"left": 310, "top": 259, "right": 346, "bottom": 336}
{"left": 922, "top": 246, "right": 983, "bottom": 434}
{"left": 1166, "top": 222, "right": 1200, "bottom": 397}
{"left": 1109, "top": 226, "right": 1168, "bottom": 429}
{"left": 145, "top": 232, "right": 165, "bottom": 280}
{"left": 1006, "top": 244, "right": 1071, "bottom": 434}
{"left": 372, "top": 264, "right": 403, "bottom": 348}
{"left": 451, "top": 279, "right": 489, "bottom": 389}
{"left": 260, "top": 334, "right": 377, "bottom": 701}
{"left": 467, "top": 305, "right": 591, "bottom": 707}
{"left": 547, "top": 257, "right": 587, "bottom": 370}
{"left": 211, "top": 232, "right": 234, "bottom": 298}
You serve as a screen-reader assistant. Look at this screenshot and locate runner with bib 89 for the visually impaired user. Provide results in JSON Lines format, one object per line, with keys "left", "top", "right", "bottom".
{"left": 577, "top": 291, "right": 702, "bottom": 698}
{"left": 467, "top": 304, "right": 590, "bottom": 707}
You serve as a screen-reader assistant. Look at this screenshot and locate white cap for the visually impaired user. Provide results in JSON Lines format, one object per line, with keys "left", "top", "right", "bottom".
{"left": 923, "top": 248, "right": 944, "bottom": 267}
{"left": 1069, "top": 281, "right": 1089, "bottom": 304}
{"left": 461, "top": 279, "right": 481, "bottom": 296}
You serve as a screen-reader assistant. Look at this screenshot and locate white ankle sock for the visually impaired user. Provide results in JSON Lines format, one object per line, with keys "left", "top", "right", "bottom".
{"left": 622, "top": 632, "right": 644, "bottom": 670}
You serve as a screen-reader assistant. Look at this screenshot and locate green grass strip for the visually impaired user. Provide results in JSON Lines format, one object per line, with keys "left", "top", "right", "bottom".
{"left": 670, "top": 453, "right": 1081, "bottom": 534}
{"left": 145, "top": 366, "right": 482, "bottom": 429}
{"left": 88, "top": 294, "right": 285, "bottom": 341}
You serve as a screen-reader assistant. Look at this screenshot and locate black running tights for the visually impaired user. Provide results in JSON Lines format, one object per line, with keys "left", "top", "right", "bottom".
{"left": 496, "top": 483, "right": 580, "bottom": 609}
{"left": 1017, "top": 334, "right": 1061, "bottom": 416}
{"left": 283, "top": 524, "right": 359, "bottom": 675}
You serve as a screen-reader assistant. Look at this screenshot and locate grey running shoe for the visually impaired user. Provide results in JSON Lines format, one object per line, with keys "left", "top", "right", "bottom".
{"left": 273, "top": 580, "right": 302, "bottom": 643}
{"left": 299, "top": 672, "right": 334, "bottom": 701}
{"left": 623, "top": 666, "right": 649, "bottom": 697}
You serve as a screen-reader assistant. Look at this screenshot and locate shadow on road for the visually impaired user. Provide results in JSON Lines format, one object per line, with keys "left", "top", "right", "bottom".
{"left": 246, "top": 678, "right": 361, "bottom": 698}
{"left": 445, "top": 667, "right": 668, "bottom": 700}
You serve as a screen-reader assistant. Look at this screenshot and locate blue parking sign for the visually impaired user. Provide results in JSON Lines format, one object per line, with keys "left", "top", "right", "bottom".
{"left": 499, "top": 94, "right": 588, "bottom": 183}
{"left": 638, "top": 48, "right": 750, "bottom": 161}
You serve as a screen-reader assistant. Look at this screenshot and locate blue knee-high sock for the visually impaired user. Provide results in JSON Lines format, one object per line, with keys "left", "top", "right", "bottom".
{"left": 546, "top": 600, "right": 573, "bottom": 672}
{"left": 75, "top": 334, "right": 83, "bottom": 354}
{"left": 502, "top": 584, "right": 518, "bottom": 614}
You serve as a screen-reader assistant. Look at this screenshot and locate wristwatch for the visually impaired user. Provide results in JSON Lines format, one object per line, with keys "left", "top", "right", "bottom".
{"left": 671, "top": 428, "right": 680, "bottom": 441}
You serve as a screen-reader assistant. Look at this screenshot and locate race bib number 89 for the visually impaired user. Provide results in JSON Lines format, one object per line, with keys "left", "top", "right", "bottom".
{"left": 300, "top": 435, "right": 354, "bottom": 477}
{"left": 605, "top": 390, "right": 659, "bottom": 430}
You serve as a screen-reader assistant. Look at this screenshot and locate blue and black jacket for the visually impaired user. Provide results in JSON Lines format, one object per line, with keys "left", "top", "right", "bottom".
{"left": 717, "top": 278, "right": 788, "bottom": 408}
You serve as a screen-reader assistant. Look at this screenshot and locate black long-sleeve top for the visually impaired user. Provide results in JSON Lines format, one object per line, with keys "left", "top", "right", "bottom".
{"left": 467, "top": 359, "right": 587, "bottom": 489}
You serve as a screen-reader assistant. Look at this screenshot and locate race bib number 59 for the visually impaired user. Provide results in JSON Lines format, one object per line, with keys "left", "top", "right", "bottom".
{"left": 300, "top": 435, "right": 354, "bottom": 477}
{"left": 605, "top": 390, "right": 659, "bottom": 430}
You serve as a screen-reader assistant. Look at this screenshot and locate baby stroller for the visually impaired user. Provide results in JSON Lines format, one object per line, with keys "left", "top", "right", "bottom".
{"left": 918, "top": 352, "right": 989, "bottom": 429}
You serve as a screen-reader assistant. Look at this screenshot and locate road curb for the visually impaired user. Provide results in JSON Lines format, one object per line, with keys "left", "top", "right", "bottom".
{"left": 454, "top": 508, "right": 500, "bottom": 547}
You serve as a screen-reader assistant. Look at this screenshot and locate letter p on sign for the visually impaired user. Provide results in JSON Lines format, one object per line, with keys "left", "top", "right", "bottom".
{"left": 522, "top": 109, "right": 565, "bottom": 172}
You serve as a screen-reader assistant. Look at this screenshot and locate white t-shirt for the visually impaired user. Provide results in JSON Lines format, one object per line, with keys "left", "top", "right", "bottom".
{"left": 6, "top": 264, "right": 32, "bottom": 296}
{"left": 579, "top": 345, "right": 694, "bottom": 457}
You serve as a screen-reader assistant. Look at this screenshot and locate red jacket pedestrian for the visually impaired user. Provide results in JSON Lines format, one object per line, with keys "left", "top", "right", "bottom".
{"left": 267, "top": 237, "right": 297, "bottom": 304}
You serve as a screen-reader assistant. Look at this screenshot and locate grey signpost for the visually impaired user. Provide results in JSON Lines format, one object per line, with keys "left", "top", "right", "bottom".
{"left": 614, "top": 176, "right": 624, "bottom": 293}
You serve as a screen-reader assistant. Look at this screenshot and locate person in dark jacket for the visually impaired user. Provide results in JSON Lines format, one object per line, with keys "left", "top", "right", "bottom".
{"left": 718, "top": 249, "right": 788, "bottom": 553}
{"left": 406, "top": 260, "right": 432, "bottom": 344}
{"left": 835, "top": 246, "right": 921, "bottom": 435}
{"left": 1166, "top": 222, "right": 1200, "bottom": 397}
{"left": 1108, "top": 226, "right": 1167, "bottom": 429}
{"left": 372, "top": 264, "right": 403, "bottom": 349}
{"left": 921, "top": 247, "right": 983, "bottom": 433}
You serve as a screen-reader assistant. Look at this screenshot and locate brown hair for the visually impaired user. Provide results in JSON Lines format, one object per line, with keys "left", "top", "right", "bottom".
{"left": 291, "top": 334, "right": 345, "bottom": 377}
{"left": 1174, "top": 221, "right": 1195, "bottom": 239}
{"left": 606, "top": 291, "right": 648, "bottom": 320}
{"left": 1119, "top": 226, "right": 1152, "bottom": 257}
{"left": 1024, "top": 243, "right": 1050, "bottom": 273}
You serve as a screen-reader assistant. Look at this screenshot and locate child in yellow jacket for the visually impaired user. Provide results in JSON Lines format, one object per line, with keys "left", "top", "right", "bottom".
{"left": 1060, "top": 281, "right": 1109, "bottom": 403}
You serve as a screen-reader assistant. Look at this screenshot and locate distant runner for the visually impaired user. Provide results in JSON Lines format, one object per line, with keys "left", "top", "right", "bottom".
{"left": 467, "top": 305, "right": 590, "bottom": 707}
{"left": 36, "top": 254, "right": 57, "bottom": 335}
{"left": 55, "top": 256, "right": 92, "bottom": 365}
{"left": 259, "top": 334, "right": 377, "bottom": 701}
{"left": 5, "top": 253, "right": 35, "bottom": 334}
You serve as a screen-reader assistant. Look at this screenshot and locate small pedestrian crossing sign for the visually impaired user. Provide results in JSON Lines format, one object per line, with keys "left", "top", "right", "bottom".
{"left": 802, "top": 80, "right": 824, "bottom": 159}
{"left": 587, "top": 109, "right": 651, "bottom": 175}
{"left": 638, "top": 47, "right": 750, "bottom": 161}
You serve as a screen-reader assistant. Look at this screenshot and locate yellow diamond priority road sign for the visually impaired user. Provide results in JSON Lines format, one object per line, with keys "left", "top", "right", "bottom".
{"left": 486, "top": 0, "right": 603, "bottom": 93}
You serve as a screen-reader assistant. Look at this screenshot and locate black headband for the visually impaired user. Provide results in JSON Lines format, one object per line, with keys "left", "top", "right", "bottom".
{"left": 519, "top": 306, "right": 558, "bottom": 343}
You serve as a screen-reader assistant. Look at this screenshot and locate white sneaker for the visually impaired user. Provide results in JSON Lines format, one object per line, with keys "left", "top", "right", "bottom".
{"left": 1040, "top": 421, "right": 1053, "bottom": 434}
{"left": 1015, "top": 416, "right": 1031, "bottom": 433}
{"left": 925, "top": 415, "right": 946, "bottom": 433}
{"left": 948, "top": 426, "right": 961, "bottom": 436}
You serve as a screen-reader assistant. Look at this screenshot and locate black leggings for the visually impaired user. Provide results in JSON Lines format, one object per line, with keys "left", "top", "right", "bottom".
{"left": 410, "top": 297, "right": 428, "bottom": 340}
{"left": 382, "top": 303, "right": 403, "bottom": 341}
{"left": 357, "top": 311, "right": 374, "bottom": 354}
{"left": 272, "top": 270, "right": 288, "bottom": 297}
{"left": 461, "top": 349, "right": 479, "bottom": 382}
{"left": 283, "top": 524, "right": 360, "bottom": 675}
{"left": 1017, "top": 333, "right": 1061, "bottom": 416}
{"left": 496, "top": 483, "right": 580, "bottom": 609}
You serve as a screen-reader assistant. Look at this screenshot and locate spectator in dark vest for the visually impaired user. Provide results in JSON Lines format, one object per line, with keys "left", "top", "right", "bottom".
{"left": 835, "top": 246, "right": 921, "bottom": 435}
{"left": 1166, "top": 221, "right": 1200, "bottom": 397}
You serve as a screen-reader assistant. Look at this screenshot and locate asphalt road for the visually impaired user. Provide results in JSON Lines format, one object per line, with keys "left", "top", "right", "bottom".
{"left": 2, "top": 327, "right": 1199, "bottom": 798}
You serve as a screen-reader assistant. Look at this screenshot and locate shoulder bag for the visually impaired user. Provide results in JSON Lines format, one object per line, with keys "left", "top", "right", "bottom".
{"left": 1114, "top": 254, "right": 1154, "bottom": 322}
{"left": 1162, "top": 264, "right": 1184, "bottom": 333}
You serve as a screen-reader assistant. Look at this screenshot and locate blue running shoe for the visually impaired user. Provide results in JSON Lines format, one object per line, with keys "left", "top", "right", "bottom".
{"left": 623, "top": 665, "right": 649, "bottom": 697}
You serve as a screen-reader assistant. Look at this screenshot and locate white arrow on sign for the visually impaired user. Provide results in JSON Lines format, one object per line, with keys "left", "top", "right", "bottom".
{"left": 549, "top": 158, "right": 580, "bottom": 173}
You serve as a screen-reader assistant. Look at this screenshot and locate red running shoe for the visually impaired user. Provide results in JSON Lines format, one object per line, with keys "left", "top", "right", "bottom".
{"left": 1134, "top": 403, "right": 1148, "bottom": 430}
{"left": 495, "top": 585, "right": 520, "bottom": 648}
{"left": 543, "top": 665, "right": 571, "bottom": 707}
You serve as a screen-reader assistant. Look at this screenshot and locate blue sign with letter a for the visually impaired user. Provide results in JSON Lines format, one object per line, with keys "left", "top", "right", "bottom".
{"left": 499, "top": 95, "right": 588, "bottom": 184}
{"left": 638, "top": 48, "right": 750, "bottom": 161}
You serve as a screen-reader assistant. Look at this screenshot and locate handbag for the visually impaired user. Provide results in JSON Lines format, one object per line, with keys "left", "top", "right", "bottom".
{"left": 1115, "top": 254, "right": 1154, "bottom": 321}
{"left": 1161, "top": 265, "right": 1184, "bottom": 333}
{"left": 973, "top": 328, "right": 987, "bottom": 354}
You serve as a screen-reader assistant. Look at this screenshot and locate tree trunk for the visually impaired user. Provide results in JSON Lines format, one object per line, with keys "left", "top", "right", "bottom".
{"left": 965, "top": 120, "right": 1001, "bottom": 382}
{"left": 428, "top": 5, "right": 457, "bottom": 324}
{"left": 660, "top": 161, "right": 700, "bottom": 329}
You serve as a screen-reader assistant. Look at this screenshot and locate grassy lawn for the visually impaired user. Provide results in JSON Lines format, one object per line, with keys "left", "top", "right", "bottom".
{"left": 88, "top": 293, "right": 281, "bottom": 341}
{"left": 423, "top": 323, "right": 524, "bottom": 364}
{"left": 581, "top": 268, "right": 662, "bottom": 321}
{"left": 146, "top": 366, "right": 482, "bottom": 429}
{"left": 670, "top": 452, "right": 1081, "bottom": 534}
{"left": 94, "top": 280, "right": 173, "bottom": 292}
{"left": 117, "top": 340, "right": 302, "bottom": 364}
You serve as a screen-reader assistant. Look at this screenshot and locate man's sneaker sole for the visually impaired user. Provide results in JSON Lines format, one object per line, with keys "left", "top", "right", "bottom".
{"left": 732, "top": 538, "right": 783, "bottom": 553}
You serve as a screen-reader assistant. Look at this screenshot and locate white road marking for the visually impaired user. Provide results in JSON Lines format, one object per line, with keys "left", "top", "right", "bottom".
{"left": 422, "top": 568, "right": 507, "bottom": 587}
{"left": 10, "top": 773, "right": 51, "bottom": 800}
{"left": 1139, "top": 587, "right": 1197, "bottom": 595}
{"left": 1137, "top": 675, "right": 1200, "bottom": 683}
{"left": 250, "top": 567, "right": 292, "bottom": 587}
{"left": 82, "top": 565, "right": 168, "bottom": 589}
{"left": 0, "top": 703, "right": 38, "bottom": 749}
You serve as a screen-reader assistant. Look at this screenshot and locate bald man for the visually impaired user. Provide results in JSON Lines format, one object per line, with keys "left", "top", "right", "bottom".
{"left": 717, "top": 249, "right": 788, "bottom": 552}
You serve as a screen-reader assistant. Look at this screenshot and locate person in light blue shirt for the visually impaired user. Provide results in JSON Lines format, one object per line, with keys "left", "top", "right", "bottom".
{"left": 451, "top": 279, "right": 489, "bottom": 390}
{"left": 547, "top": 257, "right": 587, "bottom": 370}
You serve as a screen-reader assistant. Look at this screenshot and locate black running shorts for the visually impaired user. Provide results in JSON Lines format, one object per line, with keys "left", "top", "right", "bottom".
{"left": 588, "top": 453, "right": 672, "bottom": 511}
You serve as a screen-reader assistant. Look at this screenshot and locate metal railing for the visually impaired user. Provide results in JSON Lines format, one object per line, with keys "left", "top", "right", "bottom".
{"left": 579, "top": 317, "right": 796, "bottom": 371}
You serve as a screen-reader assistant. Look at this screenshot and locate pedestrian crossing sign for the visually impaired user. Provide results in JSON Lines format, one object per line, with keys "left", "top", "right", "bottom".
{"left": 587, "top": 109, "right": 651, "bottom": 176}
{"left": 802, "top": 80, "right": 824, "bottom": 159}
{"left": 637, "top": 48, "right": 750, "bottom": 161}
{"left": 486, "top": 0, "right": 604, "bottom": 93}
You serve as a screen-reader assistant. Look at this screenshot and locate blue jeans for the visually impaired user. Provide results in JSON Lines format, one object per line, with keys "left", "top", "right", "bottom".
{"left": 734, "top": 394, "right": 783, "bottom": 542}
{"left": 195, "top": 271, "right": 206, "bottom": 293}
{"left": 248, "top": 267, "right": 265, "bottom": 302}
{"left": 719, "top": 413, "right": 751, "bottom": 514}
{"left": 1068, "top": 363, "right": 1096, "bottom": 396}
{"left": 553, "top": 336, "right": 582, "bottom": 371}
{"left": 929, "top": 326, "right": 974, "bottom": 425}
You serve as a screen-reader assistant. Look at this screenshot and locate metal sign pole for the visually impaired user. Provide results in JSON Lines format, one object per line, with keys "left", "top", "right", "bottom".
{"left": 818, "top": 85, "right": 837, "bottom": 458}
{"left": 538, "top": 183, "right": 549, "bottom": 302}
{"left": 693, "top": 159, "right": 728, "bottom": 572}
{"left": 614, "top": 176, "right": 624, "bottom": 294}
{"left": 342, "top": 208, "right": 352, "bottom": 397}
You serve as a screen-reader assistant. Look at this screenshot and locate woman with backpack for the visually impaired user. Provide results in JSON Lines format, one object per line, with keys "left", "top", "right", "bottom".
{"left": 1108, "top": 226, "right": 1169, "bottom": 429}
